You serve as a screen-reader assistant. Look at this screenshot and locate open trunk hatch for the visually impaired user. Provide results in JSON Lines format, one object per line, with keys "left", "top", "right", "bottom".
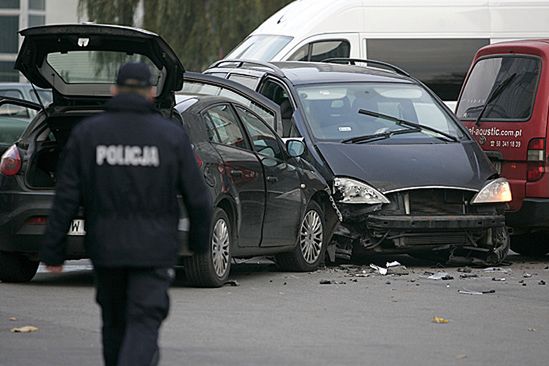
{"left": 15, "top": 24, "right": 185, "bottom": 108}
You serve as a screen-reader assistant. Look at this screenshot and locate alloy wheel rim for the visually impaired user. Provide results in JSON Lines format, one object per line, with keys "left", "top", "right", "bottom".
{"left": 300, "top": 210, "right": 323, "bottom": 264}
{"left": 212, "top": 218, "right": 230, "bottom": 277}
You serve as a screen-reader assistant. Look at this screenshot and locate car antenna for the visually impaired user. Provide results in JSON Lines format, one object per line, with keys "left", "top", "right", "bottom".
{"left": 30, "top": 82, "right": 48, "bottom": 117}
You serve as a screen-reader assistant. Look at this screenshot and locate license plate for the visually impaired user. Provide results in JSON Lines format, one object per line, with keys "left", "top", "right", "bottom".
{"left": 67, "top": 219, "right": 86, "bottom": 236}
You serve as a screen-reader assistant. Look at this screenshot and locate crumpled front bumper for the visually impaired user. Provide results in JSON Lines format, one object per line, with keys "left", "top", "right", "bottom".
{"left": 367, "top": 214, "right": 505, "bottom": 231}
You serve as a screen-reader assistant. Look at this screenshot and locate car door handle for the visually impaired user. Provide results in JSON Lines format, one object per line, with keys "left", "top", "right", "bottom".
{"left": 266, "top": 176, "right": 278, "bottom": 183}
{"left": 230, "top": 169, "right": 243, "bottom": 177}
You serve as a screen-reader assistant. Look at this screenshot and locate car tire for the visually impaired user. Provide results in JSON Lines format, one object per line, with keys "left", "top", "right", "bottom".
{"left": 276, "top": 201, "right": 325, "bottom": 272}
{"left": 183, "top": 208, "right": 232, "bottom": 288}
{"left": 0, "top": 252, "right": 39, "bottom": 283}
{"left": 511, "top": 232, "right": 549, "bottom": 257}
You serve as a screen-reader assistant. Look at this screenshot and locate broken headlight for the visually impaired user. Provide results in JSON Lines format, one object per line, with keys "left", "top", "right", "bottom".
{"left": 471, "top": 178, "right": 512, "bottom": 204}
{"left": 333, "top": 177, "right": 390, "bottom": 204}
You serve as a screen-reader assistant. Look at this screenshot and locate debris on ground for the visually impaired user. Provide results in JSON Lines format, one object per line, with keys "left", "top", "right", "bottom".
{"left": 483, "top": 267, "right": 511, "bottom": 273}
{"left": 458, "top": 289, "right": 495, "bottom": 295}
{"left": 224, "top": 280, "right": 240, "bottom": 287}
{"left": 432, "top": 316, "right": 449, "bottom": 324}
{"left": 492, "top": 277, "right": 506, "bottom": 282}
{"left": 319, "top": 279, "right": 346, "bottom": 285}
{"left": 528, "top": 328, "right": 537, "bottom": 332}
{"left": 539, "top": 280, "right": 546, "bottom": 285}
{"left": 370, "top": 264, "right": 388, "bottom": 275}
{"left": 427, "top": 272, "right": 454, "bottom": 280}
{"left": 457, "top": 267, "right": 473, "bottom": 273}
{"left": 386, "top": 261, "right": 401, "bottom": 268}
{"left": 8, "top": 317, "right": 17, "bottom": 321}
{"left": 523, "top": 273, "right": 532, "bottom": 278}
{"left": 10, "top": 326, "right": 38, "bottom": 333}
{"left": 456, "top": 354, "right": 468, "bottom": 360}
{"left": 459, "top": 273, "right": 478, "bottom": 279}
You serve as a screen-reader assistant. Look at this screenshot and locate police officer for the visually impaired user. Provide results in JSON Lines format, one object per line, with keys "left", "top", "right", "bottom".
{"left": 40, "top": 62, "right": 212, "bottom": 366}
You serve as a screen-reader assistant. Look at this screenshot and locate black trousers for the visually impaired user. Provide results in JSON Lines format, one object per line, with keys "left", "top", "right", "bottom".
{"left": 94, "top": 267, "right": 173, "bottom": 366}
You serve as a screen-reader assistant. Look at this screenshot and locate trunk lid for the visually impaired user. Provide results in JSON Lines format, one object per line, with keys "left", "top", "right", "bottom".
{"left": 15, "top": 24, "right": 185, "bottom": 108}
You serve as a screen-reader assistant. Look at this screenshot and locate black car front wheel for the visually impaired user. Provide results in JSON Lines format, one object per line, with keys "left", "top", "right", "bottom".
{"left": 0, "top": 252, "right": 39, "bottom": 283}
{"left": 183, "top": 208, "right": 232, "bottom": 288}
{"left": 276, "top": 201, "right": 325, "bottom": 272}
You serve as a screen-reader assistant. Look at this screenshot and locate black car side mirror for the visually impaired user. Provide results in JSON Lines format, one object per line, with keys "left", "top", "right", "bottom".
{"left": 286, "top": 139, "right": 305, "bottom": 158}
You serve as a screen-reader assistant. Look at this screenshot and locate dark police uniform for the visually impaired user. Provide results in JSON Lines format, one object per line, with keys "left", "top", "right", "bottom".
{"left": 40, "top": 64, "right": 212, "bottom": 366}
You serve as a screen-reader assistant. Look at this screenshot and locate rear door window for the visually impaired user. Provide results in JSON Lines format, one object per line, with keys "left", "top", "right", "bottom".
{"left": 203, "top": 104, "right": 249, "bottom": 149}
{"left": 456, "top": 56, "right": 541, "bottom": 121}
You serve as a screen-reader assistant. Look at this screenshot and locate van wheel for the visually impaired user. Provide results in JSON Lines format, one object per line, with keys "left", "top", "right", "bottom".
{"left": 0, "top": 252, "right": 39, "bottom": 283}
{"left": 276, "top": 201, "right": 325, "bottom": 272}
{"left": 511, "top": 232, "right": 549, "bottom": 257}
{"left": 183, "top": 208, "right": 232, "bottom": 288}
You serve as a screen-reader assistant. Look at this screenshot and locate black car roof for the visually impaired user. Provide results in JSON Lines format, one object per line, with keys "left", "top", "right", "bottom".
{"left": 208, "top": 60, "right": 415, "bottom": 86}
{"left": 271, "top": 62, "right": 414, "bottom": 85}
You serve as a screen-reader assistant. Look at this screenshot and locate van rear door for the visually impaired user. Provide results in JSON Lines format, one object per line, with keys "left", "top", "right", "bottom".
{"left": 456, "top": 49, "right": 548, "bottom": 212}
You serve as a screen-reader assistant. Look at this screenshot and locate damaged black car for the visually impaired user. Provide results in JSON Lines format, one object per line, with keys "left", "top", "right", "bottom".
{"left": 205, "top": 59, "right": 512, "bottom": 265}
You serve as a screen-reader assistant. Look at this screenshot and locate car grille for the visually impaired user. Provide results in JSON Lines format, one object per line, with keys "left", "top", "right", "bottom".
{"left": 396, "top": 233, "right": 469, "bottom": 246}
{"left": 387, "top": 189, "right": 475, "bottom": 216}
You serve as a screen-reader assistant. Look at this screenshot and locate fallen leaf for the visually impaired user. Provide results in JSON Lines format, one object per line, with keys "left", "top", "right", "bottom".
{"left": 10, "top": 326, "right": 38, "bottom": 333}
{"left": 432, "top": 316, "right": 449, "bottom": 324}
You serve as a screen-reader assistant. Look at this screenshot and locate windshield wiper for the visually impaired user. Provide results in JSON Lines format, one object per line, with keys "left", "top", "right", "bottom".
{"left": 475, "top": 73, "right": 516, "bottom": 126}
{"left": 342, "top": 128, "right": 420, "bottom": 144}
{"left": 358, "top": 109, "right": 459, "bottom": 142}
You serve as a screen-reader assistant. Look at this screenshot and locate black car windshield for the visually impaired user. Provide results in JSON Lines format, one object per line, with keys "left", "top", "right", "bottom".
{"left": 226, "top": 35, "right": 293, "bottom": 61}
{"left": 296, "top": 82, "right": 464, "bottom": 141}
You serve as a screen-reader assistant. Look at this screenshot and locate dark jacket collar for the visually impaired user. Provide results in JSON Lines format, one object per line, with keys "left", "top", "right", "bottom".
{"left": 105, "top": 93, "right": 158, "bottom": 114}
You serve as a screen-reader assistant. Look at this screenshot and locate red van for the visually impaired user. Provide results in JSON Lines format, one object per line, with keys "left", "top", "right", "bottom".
{"left": 456, "top": 40, "right": 549, "bottom": 256}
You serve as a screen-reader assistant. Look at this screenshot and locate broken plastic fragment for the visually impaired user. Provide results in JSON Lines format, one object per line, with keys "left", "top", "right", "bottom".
{"left": 370, "top": 264, "right": 388, "bottom": 275}
{"left": 10, "top": 326, "right": 38, "bottom": 333}
{"left": 483, "top": 267, "right": 510, "bottom": 273}
{"left": 432, "top": 316, "right": 449, "bottom": 324}
{"left": 428, "top": 272, "right": 454, "bottom": 280}
{"left": 458, "top": 289, "right": 495, "bottom": 295}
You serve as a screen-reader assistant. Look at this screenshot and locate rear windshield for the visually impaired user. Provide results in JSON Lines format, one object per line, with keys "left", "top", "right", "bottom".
{"left": 226, "top": 35, "right": 293, "bottom": 61}
{"left": 46, "top": 51, "right": 162, "bottom": 85}
{"left": 456, "top": 56, "right": 541, "bottom": 121}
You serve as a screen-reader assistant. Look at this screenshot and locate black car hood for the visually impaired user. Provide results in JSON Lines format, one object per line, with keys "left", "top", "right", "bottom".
{"left": 316, "top": 141, "right": 496, "bottom": 193}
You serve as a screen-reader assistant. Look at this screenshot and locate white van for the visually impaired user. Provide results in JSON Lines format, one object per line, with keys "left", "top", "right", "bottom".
{"left": 226, "top": 0, "right": 549, "bottom": 105}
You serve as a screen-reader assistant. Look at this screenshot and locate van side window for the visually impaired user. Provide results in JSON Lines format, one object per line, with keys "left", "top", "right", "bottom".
{"left": 366, "top": 39, "right": 489, "bottom": 101}
{"left": 258, "top": 79, "right": 301, "bottom": 138}
{"left": 288, "top": 40, "right": 351, "bottom": 62}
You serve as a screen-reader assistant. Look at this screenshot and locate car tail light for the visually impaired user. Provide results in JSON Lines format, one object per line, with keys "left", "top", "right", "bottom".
{"left": 26, "top": 217, "right": 47, "bottom": 225}
{"left": 0, "top": 145, "right": 22, "bottom": 176}
{"left": 527, "top": 138, "right": 545, "bottom": 161}
{"left": 527, "top": 138, "right": 546, "bottom": 182}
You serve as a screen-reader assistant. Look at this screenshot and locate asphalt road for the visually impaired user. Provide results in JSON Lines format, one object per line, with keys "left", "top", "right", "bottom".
{"left": 1, "top": 254, "right": 548, "bottom": 366}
